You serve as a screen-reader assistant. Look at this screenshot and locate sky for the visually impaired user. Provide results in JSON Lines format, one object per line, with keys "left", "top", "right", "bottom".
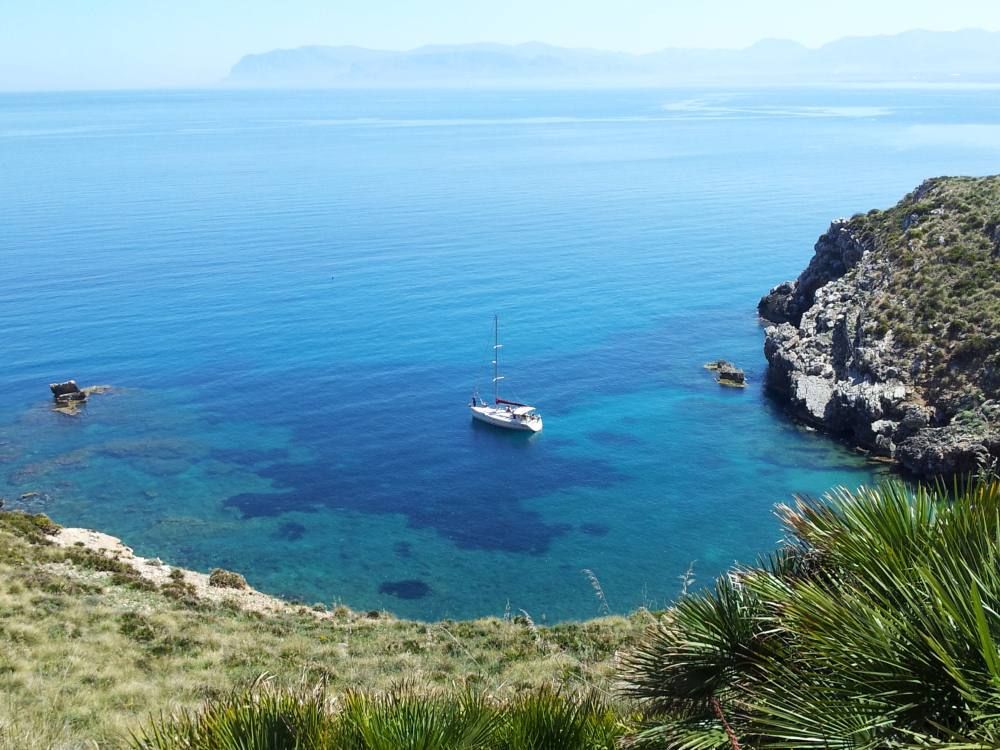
{"left": 1, "top": 0, "right": 999, "bottom": 90}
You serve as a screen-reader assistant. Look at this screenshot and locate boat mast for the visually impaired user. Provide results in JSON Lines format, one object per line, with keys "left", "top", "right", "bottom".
{"left": 493, "top": 314, "right": 500, "bottom": 404}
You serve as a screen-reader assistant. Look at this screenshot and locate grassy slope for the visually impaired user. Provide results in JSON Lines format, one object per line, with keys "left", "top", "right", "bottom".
{"left": 0, "top": 514, "right": 642, "bottom": 750}
{"left": 853, "top": 175, "right": 1000, "bottom": 416}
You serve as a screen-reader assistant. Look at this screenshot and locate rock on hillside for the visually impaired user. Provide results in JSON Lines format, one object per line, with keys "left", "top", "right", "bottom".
{"left": 759, "top": 176, "right": 1000, "bottom": 477}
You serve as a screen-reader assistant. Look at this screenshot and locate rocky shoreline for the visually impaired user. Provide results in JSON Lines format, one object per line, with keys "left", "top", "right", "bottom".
{"left": 759, "top": 176, "right": 999, "bottom": 478}
{"left": 51, "top": 525, "right": 352, "bottom": 619}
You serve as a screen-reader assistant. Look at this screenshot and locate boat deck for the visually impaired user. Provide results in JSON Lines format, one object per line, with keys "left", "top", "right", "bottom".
{"left": 470, "top": 405, "right": 543, "bottom": 432}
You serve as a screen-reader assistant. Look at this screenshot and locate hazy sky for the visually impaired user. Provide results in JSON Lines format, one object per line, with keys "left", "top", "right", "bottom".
{"left": 2, "top": 0, "right": 999, "bottom": 90}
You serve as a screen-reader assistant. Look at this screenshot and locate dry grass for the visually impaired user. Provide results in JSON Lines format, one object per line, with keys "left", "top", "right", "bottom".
{"left": 0, "top": 513, "right": 642, "bottom": 749}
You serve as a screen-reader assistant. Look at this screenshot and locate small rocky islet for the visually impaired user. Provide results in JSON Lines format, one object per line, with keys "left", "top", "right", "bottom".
{"left": 47, "top": 379, "right": 113, "bottom": 415}
{"left": 759, "top": 175, "right": 1000, "bottom": 477}
{"left": 703, "top": 359, "right": 746, "bottom": 387}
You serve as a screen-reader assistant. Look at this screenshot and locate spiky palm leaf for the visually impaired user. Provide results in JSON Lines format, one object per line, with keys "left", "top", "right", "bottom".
{"left": 625, "top": 717, "right": 730, "bottom": 750}
{"left": 622, "top": 574, "right": 770, "bottom": 711}
{"left": 498, "top": 687, "right": 597, "bottom": 750}
{"left": 131, "top": 675, "right": 329, "bottom": 750}
{"left": 623, "top": 479, "right": 1000, "bottom": 749}
{"left": 332, "top": 687, "right": 498, "bottom": 750}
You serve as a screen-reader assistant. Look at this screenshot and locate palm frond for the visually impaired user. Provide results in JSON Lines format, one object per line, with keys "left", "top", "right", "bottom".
{"left": 627, "top": 479, "right": 1000, "bottom": 749}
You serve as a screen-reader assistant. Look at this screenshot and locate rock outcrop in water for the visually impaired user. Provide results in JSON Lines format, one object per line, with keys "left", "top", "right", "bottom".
{"left": 704, "top": 360, "right": 746, "bottom": 388}
{"left": 50, "top": 380, "right": 85, "bottom": 401}
{"left": 48, "top": 381, "right": 112, "bottom": 415}
{"left": 759, "top": 176, "right": 1000, "bottom": 477}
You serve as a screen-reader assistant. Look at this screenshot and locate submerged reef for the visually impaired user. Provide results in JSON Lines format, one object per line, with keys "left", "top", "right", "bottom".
{"left": 378, "top": 579, "right": 431, "bottom": 599}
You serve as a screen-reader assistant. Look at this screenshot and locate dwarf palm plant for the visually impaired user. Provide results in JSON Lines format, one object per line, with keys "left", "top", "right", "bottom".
{"left": 130, "top": 681, "right": 628, "bottom": 750}
{"left": 497, "top": 687, "right": 624, "bottom": 750}
{"left": 131, "top": 674, "right": 330, "bottom": 750}
{"left": 330, "top": 687, "right": 498, "bottom": 749}
{"left": 623, "top": 478, "right": 1000, "bottom": 749}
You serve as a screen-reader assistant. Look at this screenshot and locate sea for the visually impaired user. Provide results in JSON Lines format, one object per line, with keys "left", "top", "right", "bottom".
{"left": 1, "top": 87, "right": 998, "bottom": 621}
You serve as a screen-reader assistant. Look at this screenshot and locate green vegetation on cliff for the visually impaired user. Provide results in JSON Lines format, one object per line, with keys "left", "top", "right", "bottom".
{"left": 760, "top": 176, "right": 999, "bottom": 475}
{"left": 860, "top": 176, "right": 1000, "bottom": 413}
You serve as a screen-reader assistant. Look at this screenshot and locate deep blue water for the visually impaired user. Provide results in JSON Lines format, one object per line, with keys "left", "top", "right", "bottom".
{"left": 2, "top": 88, "right": 998, "bottom": 621}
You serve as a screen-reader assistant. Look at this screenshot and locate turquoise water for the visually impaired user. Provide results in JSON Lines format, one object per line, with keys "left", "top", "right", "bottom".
{"left": 1, "top": 88, "right": 998, "bottom": 621}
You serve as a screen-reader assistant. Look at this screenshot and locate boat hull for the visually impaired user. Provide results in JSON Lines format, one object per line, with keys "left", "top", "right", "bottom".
{"left": 470, "top": 405, "right": 543, "bottom": 432}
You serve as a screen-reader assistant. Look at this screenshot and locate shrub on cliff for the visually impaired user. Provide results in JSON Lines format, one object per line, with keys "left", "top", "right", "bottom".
{"left": 0, "top": 510, "right": 60, "bottom": 544}
{"left": 623, "top": 478, "right": 1000, "bottom": 749}
{"left": 209, "top": 568, "right": 248, "bottom": 589}
{"left": 870, "top": 178, "right": 1000, "bottom": 413}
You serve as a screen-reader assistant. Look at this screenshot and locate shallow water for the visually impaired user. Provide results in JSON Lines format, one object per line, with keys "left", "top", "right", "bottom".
{"left": 2, "top": 87, "right": 997, "bottom": 620}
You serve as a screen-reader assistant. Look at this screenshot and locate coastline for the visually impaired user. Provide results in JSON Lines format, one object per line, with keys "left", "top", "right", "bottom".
{"left": 50, "top": 525, "right": 328, "bottom": 618}
{"left": 759, "top": 176, "right": 999, "bottom": 477}
{"left": 0, "top": 507, "right": 639, "bottom": 746}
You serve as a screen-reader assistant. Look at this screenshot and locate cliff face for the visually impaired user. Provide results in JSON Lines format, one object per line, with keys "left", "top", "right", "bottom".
{"left": 760, "top": 176, "right": 1000, "bottom": 477}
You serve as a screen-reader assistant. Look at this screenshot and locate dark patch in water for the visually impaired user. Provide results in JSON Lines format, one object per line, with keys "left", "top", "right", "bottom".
{"left": 275, "top": 521, "right": 307, "bottom": 541}
{"left": 579, "top": 522, "right": 610, "bottom": 537}
{"left": 379, "top": 579, "right": 430, "bottom": 599}
{"left": 587, "top": 431, "right": 641, "bottom": 447}
{"left": 394, "top": 541, "right": 413, "bottom": 559}
{"left": 210, "top": 448, "right": 288, "bottom": 466}
{"left": 537, "top": 437, "right": 576, "bottom": 449}
{"left": 223, "top": 424, "right": 624, "bottom": 555}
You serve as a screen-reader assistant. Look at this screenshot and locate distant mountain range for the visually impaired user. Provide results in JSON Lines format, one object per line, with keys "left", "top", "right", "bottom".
{"left": 225, "top": 30, "right": 1000, "bottom": 87}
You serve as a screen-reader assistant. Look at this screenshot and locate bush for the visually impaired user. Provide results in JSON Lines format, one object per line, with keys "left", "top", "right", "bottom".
{"left": 0, "top": 511, "right": 61, "bottom": 543}
{"left": 131, "top": 676, "right": 328, "bottom": 750}
{"left": 500, "top": 688, "right": 622, "bottom": 750}
{"left": 209, "top": 568, "right": 248, "bottom": 590}
{"left": 112, "top": 570, "right": 157, "bottom": 592}
{"left": 119, "top": 612, "right": 158, "bottom": 643}
{"left": 62, "top": 546, "right": 133, "bottom": 574}
{"left": 161, "top": 578, "right": 200, "bottom": 607}
{"left": 334, "top": 688, "right": 498, "bottom": 749}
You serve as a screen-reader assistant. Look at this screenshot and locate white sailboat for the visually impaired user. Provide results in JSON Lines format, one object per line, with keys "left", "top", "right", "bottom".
{"left": 470, "top": 315, "right": 543, "bottom": 432}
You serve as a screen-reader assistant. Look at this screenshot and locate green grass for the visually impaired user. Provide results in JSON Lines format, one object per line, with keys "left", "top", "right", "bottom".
{"left": 0, "top": 512, "right": 642, "bottom": 750}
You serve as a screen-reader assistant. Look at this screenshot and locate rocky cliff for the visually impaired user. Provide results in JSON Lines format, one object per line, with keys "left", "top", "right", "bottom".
{"left": 759, "top": 176, "right": 1000, "bottom": 477}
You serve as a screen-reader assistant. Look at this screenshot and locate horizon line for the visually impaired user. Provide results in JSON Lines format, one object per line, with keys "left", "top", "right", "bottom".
{"left": 5, "top": 81, "right": 1000, "bottom": 96}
